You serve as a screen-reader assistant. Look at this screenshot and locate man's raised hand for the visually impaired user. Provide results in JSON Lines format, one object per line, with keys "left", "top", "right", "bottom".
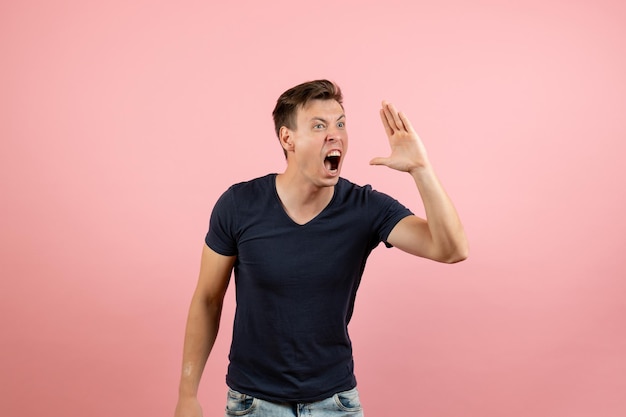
{"left": 369, "top": 101, "right": 430, "bottom": 174}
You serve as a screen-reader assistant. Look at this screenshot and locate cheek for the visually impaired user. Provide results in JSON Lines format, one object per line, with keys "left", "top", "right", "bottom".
{"left": 296, "top": 143, "right": 321, "bottom": 166}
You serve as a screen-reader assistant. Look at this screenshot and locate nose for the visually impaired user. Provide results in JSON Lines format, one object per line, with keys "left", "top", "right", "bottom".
{"left": 326, "top": 126, "right": 343, "bottom": 142}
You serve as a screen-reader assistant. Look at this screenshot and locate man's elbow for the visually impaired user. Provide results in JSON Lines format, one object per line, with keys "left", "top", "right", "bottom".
{"left": 443, "top": 251, "right": 468, "bottom": 264}
{"left": 440, "top": 243, "right": 469, "bottom": 264}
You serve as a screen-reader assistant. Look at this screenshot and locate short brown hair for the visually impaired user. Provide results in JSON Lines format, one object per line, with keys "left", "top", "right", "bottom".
{"left": 272, "top": 79, "right": 343, "bottom": 157}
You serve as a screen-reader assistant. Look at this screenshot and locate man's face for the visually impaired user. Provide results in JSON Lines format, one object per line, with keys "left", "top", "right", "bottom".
{"left": 285, "top": 99, "right": 348, "bottom": 187}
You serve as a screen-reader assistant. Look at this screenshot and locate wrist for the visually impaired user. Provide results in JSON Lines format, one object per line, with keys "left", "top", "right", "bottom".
{"left": 408, "top": 162, "right": 433, "bottom": 177}
{"left": 178, "top": 391, "right": 198, "bottom": 401}
{"left": 178, "top": 381, "right": 199, "bottom": 399}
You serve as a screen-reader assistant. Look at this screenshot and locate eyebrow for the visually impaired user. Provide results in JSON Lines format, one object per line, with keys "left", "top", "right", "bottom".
{"left": 310, "top": 114, "right": 346, "bottom": 123}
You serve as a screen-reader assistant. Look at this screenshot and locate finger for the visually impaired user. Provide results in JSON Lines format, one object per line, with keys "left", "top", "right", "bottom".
{"left": 379, "top": 109, "right": 393, "bottom": 137}
{"left": 381, "top": 101, "right": 399, "bottom": 132}
{"left": 385, "top": 101, "right": 405, "bottom": 131}
{"left": 398, "top": 111, "right": 415, "bottom": 133}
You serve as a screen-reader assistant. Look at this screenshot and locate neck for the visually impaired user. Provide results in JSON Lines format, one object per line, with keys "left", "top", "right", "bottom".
{"left": 275, "top": 172, "right": 335, "bottom": 225}
{"left": 276, "top": 171, "right": 334, "bottom": 204}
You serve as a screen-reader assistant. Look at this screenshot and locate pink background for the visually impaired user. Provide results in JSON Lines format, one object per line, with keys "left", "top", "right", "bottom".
{"left": 2, "top": 0, "right": 625, "bottom": 416}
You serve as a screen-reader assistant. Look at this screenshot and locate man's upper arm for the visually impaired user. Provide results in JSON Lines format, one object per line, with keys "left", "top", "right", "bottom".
{"left": 195, "top": 244, "right": 236, "bottom": 303}
{"left": 386, "top": 215, "right": 437, "bottom": 260}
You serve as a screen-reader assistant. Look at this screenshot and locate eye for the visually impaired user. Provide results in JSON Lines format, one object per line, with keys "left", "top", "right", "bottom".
{"left": 337, "top": 121, "right": 345, "bottom": 128}
{"left": 314, "top": 123, "right": 325, "bottom": 129}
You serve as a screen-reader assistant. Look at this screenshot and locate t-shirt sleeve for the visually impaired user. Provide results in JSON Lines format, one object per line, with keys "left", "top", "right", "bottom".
{"left": 367, "top": 187, "right": 413, "bottom": 247}
{"left": 204, "top": 187, "right": 238, "bottom": 256}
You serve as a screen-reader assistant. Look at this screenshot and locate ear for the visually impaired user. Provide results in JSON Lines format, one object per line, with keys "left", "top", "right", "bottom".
{"left": 279, "top": 126, "right": 294, "bottom": 152}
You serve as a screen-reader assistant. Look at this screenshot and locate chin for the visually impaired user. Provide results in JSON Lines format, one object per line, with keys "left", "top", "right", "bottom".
{"left": 320, "top": 174, "right": 341, "bottom": 187}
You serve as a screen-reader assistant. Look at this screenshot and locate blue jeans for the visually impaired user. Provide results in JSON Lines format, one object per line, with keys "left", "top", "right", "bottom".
{"left": 224, "top": 387, "right": 364, "bottom": 417}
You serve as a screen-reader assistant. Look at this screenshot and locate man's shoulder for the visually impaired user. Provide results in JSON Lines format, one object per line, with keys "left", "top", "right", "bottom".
{"left": 336, "top": 177, "right": 403, "bottom": 207}
{"left": 337, "top": 177, "right": 374, "bottom": 195}
{"left": 228, "top": 173, "right": 276, "bottom": 193}
{"left": 213, "top": 174, "right": 276, "bottom": 215}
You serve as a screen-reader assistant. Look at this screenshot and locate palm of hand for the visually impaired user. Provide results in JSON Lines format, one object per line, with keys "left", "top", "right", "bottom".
{"left": 370, "top": 101, "right": 429, "bottom": 173}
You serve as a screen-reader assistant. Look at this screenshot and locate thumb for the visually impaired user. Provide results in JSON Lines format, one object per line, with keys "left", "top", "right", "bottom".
{"left": 369, "top": 156, "right": 389, "bottom": 166}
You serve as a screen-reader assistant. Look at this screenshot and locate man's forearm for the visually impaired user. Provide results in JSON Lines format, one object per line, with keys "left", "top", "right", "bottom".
{"left": 178, "top": 294, "right": 223, "bottom": 398}
{"left": 410, "top": 164, "right": 468, "bottom": 262}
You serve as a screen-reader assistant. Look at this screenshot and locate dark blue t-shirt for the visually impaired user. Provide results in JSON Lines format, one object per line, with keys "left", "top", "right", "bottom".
{"left": 205, "top": 174, "right": 412, "bottom": 403}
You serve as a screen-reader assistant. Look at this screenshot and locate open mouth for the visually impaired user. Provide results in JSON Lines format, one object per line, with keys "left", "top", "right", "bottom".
{"left": 324, "top": 150, "right": 341, "bottom": 173}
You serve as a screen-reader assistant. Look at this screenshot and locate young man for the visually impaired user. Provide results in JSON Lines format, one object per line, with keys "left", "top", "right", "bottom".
{"left": 174, "top": 80, "right": 468, "bottom": 417}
